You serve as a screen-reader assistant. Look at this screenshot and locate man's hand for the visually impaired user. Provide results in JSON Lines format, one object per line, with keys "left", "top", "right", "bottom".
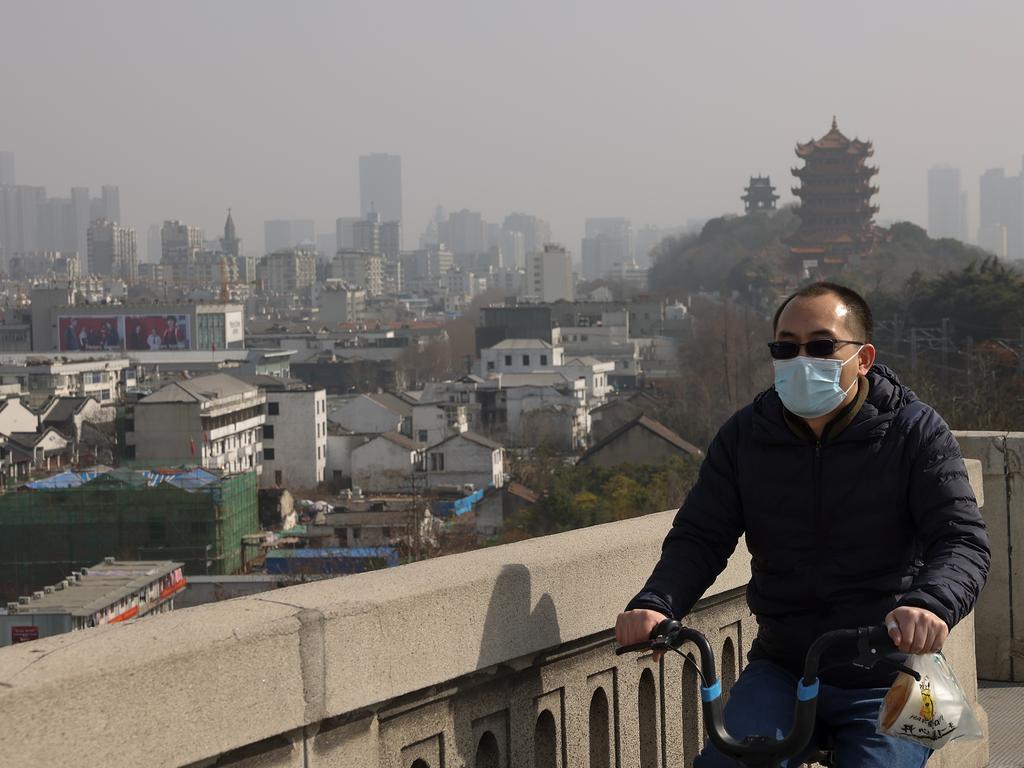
{"left": 885, "top": 606, "right": 949, "bottom": 654}
{"left": 615, "top": 608, "right": 669, "bottom": 661}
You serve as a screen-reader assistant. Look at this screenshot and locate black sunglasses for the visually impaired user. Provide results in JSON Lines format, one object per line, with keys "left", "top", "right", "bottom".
{"left": 767, "top": 339, "right": 863, "bottom": 360}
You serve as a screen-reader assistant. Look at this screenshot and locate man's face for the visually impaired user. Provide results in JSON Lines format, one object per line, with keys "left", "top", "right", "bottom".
{"left": 774, "top": 293, "right": 875, "bottom": 393}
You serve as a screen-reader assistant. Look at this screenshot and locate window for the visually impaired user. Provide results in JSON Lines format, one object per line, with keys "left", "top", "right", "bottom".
{"left": 523, "top": 354, "right": 530, "bottom": 366}
{"left": 382, "top": 527, "right": 391, "bottom": 538}
{"left": 418, "top": 430, "right": 428, "bottom": 442}
{"left": 504, "top": 355, "right": 512, "bottom": 366}
{"left": 274, "top": 470, "right": 282, "bottom": 485}
{"left": 264, "top": 448, "right": 275, "bottom": 460}
{"left": 263, "top": 424, "right": 274, "bottom": 439}
{"left": 430, "top": 452, "right": 445, "bottom": 471}
{"left": 487, "top": 361, "right": 495, "bottom": 371}
{"left": 267, "top": 402, "right": 280, "bottom": 415}
{"left": 540, "top": 354, "right": 548, "bottom": 366}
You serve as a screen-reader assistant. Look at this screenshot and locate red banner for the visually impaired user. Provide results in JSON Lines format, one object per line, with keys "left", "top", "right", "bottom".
{"left": 58, "top": 316, "right": 123, "bottom": 351}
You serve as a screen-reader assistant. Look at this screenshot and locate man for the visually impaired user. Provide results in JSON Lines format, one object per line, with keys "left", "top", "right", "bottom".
{"left": 616, "top": 282, "right": 990, "bottom": 767}
{"left": 162, "top": 316, "right": 185, "bottom": 349}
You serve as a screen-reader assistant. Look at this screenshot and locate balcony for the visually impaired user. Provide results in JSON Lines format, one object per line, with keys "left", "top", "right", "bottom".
{"left": 0, "top": 451, "right": 1006, "bottom": 767}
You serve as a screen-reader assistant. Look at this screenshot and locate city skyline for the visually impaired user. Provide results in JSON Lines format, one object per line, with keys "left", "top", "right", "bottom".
{"left": 4, "top": 2, "right": 1024, "bottom": 257}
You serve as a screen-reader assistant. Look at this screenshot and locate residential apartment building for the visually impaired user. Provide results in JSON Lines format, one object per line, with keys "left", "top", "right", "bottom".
{"left": 127, "top": 373, "right": 265, "bottom": 475}
{"left": 330, "top": 249, "right": 384, "bottom": 296}
{"left": 527, "top": 245, "right": 574, "bottom": 302}
{"left": 257, "top": 247, "right": 317, "bottom": 295}
{"left": 0, "top": 358, "right": 132, "bottom": 406}
{"left": 87, "top": 219, "right": 137, "bottom": 282}
{"left": 252, "top": 377, "right": 327, "bottom": 490}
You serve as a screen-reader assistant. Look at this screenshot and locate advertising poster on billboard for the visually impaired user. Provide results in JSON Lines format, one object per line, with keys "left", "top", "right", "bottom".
{"left": 124, "top": 315, "right": 191, "bottom": 351}
{"left": 58, "top": 316, "right": 124, "bottom": 351}
{"left": 225, "top": 311, "right": 244, "bottom": 344}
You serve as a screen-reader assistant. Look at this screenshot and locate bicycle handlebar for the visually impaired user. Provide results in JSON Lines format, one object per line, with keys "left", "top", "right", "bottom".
{"left": 616, "top": 621, "right": 915, "bottom": 764}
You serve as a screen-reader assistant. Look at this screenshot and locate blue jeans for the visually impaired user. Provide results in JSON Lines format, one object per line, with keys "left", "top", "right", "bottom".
{"left": 694, "top": 659, "right": 931, "bottom": 767}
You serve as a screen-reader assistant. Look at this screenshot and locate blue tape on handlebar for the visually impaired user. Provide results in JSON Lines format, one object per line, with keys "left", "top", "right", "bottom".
{"left": 700, "top": 680, "right": 722, "bottom": 702}
{"left": 797, "top": 679, "right": 819, "bottom": 701}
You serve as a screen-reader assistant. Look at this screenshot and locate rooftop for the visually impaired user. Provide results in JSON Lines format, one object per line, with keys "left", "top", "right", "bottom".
{"left": 7, "top": 559, "right": 182, "bottom": 617}
{"left": 140, "top": 373, "right": 257, "bottom": 404}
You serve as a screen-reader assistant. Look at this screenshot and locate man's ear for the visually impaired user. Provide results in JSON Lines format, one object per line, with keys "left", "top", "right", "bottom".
{"left": 858, "top": 344, "right": 876, "bottom": 375}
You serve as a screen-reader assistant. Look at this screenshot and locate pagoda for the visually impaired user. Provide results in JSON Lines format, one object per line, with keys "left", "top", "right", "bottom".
{"left": 786, "top": 117, "right": 879, "bottom": 271}
{"left": 741, "top": 175, "right": 779, "bottom": 213}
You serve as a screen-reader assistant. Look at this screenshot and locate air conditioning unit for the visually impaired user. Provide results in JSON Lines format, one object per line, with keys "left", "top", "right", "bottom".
{"left": 104, "top": 556, "right": 115, "bottom": 564}
{"left": 6, "top": 602, "right": 19, "bottom": 612}
{"left": 33, "top": 591, "right": 44, "bottom": 600}
{"left": 352, "top": 486, "right": 363, "bottom": 499}
{"left": 44, "top": 586, "right": 55, "bottom": 594}
{"left": 18, "top": 596, "right": 30, "bottom": 605}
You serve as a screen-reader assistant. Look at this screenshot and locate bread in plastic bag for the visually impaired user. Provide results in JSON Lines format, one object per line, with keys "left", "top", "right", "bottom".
{"left": 876, "top": 652, "right": 983, "bottom": 749}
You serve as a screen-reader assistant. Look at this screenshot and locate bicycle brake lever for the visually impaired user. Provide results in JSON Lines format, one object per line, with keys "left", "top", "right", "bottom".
{"left": 849, "top": 628, "right": 921, "bottom": 680}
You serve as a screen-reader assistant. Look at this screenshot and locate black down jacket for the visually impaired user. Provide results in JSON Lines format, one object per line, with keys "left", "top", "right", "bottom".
{"left": 626, "top": 365, "right": 990, "bottom": 687}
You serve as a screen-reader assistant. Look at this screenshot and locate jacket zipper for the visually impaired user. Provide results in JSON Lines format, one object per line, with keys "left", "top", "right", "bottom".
{"left": 813, "top": 440, "right": 823, "bottom": 604}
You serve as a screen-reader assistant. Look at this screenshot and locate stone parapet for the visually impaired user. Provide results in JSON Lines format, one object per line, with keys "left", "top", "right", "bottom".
{"left": 0, "top": 461, "right": 988, "bottom": 767}
{"left": 956, "top": 431, "right": 1023, "bottom": 682}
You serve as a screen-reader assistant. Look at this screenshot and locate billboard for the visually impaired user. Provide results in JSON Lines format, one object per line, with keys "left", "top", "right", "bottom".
{"left": 58, "top": 316, "right": 123, "bottom": 351}
{"left": 225, "top": 310, "right": 244, "bottom": 343}
{"left": 124, "top": 315, "right": 191, "bottom": 351}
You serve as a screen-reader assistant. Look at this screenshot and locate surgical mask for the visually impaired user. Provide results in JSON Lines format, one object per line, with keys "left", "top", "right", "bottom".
{"left": 772, "top": 347, "right": 862, "bottom": 419}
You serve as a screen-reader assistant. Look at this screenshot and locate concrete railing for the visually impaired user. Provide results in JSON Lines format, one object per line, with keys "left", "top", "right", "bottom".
{"left": 956, "top": 431, "right": 1024, "bottom": 682}
{"left": 0, "top": 462, "right": 987, "bottom": 768}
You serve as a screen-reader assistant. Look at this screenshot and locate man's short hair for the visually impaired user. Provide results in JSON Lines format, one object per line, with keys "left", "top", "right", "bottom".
{"left": 772, "top": 282, "right": 873, "bottom": 343}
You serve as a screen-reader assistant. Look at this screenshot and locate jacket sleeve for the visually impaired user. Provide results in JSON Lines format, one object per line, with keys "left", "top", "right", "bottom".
{"left": 896, "top": 407, "right": 991, "bottom": 629}
{"left": 625, "top": 414, "right": 745, "bottom": 619}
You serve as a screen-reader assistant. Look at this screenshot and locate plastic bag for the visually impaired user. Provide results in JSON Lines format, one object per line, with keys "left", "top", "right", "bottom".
{"left": 876, "top": 652, "right": 983, "bottom": 749}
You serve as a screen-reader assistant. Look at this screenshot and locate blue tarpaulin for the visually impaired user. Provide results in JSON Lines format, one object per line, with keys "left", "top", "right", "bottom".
{"left": 26, "top": 467, "right": 109, "bottom": 489}
{"left": 265, "top": 547, "right": 400, "bottom": 575}
{"left": 433, "top": 487, "right": 487, "bottom": 518}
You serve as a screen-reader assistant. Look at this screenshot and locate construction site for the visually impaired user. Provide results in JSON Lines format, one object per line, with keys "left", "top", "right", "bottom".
{"left": 0, "top": 467, "right": 258, "bottom": 602}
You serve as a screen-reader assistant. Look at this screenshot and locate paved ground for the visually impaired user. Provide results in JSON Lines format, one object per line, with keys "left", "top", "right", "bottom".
{"left": 980, "top": 680, "right": 1024, "bottom": 768}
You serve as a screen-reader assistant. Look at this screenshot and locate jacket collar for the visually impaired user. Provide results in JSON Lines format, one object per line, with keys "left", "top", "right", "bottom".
{"left": 751, "top": 364, "right": 914, "bottom": 446}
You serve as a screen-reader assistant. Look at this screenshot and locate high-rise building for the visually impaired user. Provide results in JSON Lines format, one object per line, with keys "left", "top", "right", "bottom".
{"left": 359, "top": 153, "right": 402, "bottom": 227}
{"left": 258, "top": 247, "right": 318, "bottom": 294}
{"left": 335, "top": 216, "right": 361, "bottom": 251}
{"left": 146, "top": 224, "right": 162, "bottom": 264}
{"left": 264, "top": 219, "right": 315, "bottom": 253}
{"left": 221, "top": 209, "right": 241, "bottom": 258}
{"left": 927, "top": 166, "right": 967, "bottom": 241}
{"left": 100, "top": 186, "right": 120, "bottom": 223}
{"left": 380, "top": 220, "right": 401, "bottom": 259}
{"left": 448, "top": 209, "right": 485, "bottom": 256}
{"left": 527, "top": 244, "right": 574, "bottom": 302}
{"left": 71, "top": 187, "right": 90, "bottom": 259}
{"left": 330, "top": 249, "right": 384, "bottom": 296}
{"left": 581, "top": 217, "right": 632, "bottom": 280}
{"left": 161, "top": 220, "right": 203, "bottom": 285}
{"left": 87, "top": 219, "right": 138, "bottom": 282}
{"left": 0, "top": 152, "right": 14, "bottom": 186}
{"left": 978, "top": 168, "right": 1008, "bottom": 257}
{"left": 501, "top": 229, "right": 525, "bottom": 270}
{"left": 503, "top": 213, "right": 552, "bottom": 257}
{"left": 353, "top": 211, "right": 381, "bottom": 254}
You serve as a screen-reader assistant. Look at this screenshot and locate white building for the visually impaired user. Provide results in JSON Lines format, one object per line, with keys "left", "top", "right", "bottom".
{"left": 479, "top": 338, "right": 563, "bottom": 376}
{"left": 252, "top": 378, "right": 327, "bottom": 490}
{"left": 87, "top": 219, "right": 137, "bottom": 282}
{"left": 0, "top": 357, "right": 133, "bottom": 407}
{"left": 319, "top": 281, "right": 366, "bottom": 325}
{"left": 420, "top": 431, "right": 504, "bottom": 491}
{"left": 331, "top": 249, "right": 384, "bottom": 296}
{"left": 350, "top": 431, "right": 420, "bottom": 493}
{"left": 527, "top": 244, "right": 574, "bottom": 302}
{"left": 561, "top": 355, "right": 614, "bottom": 407}
{"left": 127, "top": 373, "right": 265, "bottom": 475}
{"left": 328, "top": 392, "right": 412, "bottom": 436}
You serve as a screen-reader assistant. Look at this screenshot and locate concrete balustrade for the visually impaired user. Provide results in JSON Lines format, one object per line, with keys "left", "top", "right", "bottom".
{"left": 0, "top": 460, "right": 988, "bottom": 767}
{"left": 955, "top": 431, "right": 1024, "bottom": 682}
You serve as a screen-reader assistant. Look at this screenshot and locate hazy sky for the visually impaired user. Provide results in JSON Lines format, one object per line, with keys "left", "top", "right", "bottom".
{"left": 3, "top": 1, "right": 1023, "bottom": 255}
